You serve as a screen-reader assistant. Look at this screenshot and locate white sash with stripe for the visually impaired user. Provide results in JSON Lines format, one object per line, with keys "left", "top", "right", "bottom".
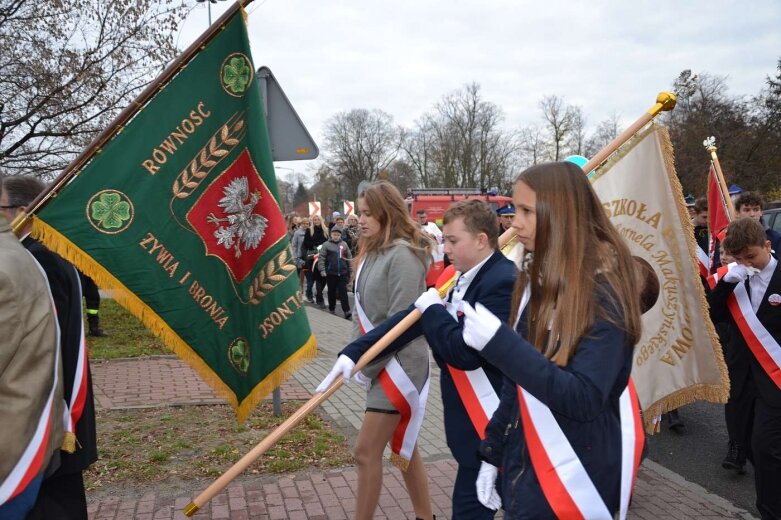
{"left": 513, "top": 284, "right": 642, "bottom": 519}
{"left": 0, "top": 257, "right": 61, "bottom": 505}
{"left": 354, "top": 259, "right": 431, "bottom": 466}
{"left": 444, "top": 282, "right": 500, "bottom": 438}
{"left": 695, "top": 244, "right": 710, "bottom": 277}
{"left": 712, "top": 264, "right": 781, "bottom": 389}
{"left": 65, "top": 267, "right": 89, "bottom": 439}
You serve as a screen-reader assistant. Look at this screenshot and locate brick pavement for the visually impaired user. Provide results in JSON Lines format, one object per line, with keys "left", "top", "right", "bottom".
{"left": 88, "top": 306, "right": 757, "bottom": 519}
{"left": 92, "top": 356, "right": 311, "bottom": 410}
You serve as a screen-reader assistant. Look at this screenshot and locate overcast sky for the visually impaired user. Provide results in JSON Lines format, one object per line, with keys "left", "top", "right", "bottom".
{"left": 178, "top": 0, "right": 781, "bottom": 183}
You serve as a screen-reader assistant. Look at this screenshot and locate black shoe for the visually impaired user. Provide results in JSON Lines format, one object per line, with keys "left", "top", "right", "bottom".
{"left": 344, "top": 312, "right": 352, "bottom": 321}
{"left": 87, "top": 315, "right": 108, "bottom": 337}
{"left": 318, "top": 302, "right": 326, "bottom": 310}
{"left": 722, "top": 441, "right": 746, "bottom": 474}
{"left": 329, "top": 309, "right": 336, "bottom": 315}
{"left": 667, "top": 410, "right": 685, "bottom": 433}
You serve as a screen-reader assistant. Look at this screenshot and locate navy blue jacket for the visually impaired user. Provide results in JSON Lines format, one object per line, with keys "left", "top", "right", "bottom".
{"left": 341, "top": 251, "right": 517, "bottom": 467}
{"left": 708, "top": 260, "right": 781, "bottom": 408}
{"left": 478, "top": 290, "right": 633, "bottom": 519}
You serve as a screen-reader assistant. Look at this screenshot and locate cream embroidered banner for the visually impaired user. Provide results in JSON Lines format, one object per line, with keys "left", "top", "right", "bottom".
{"left": 590, "top": 124, "right": 729, "bottom": 430}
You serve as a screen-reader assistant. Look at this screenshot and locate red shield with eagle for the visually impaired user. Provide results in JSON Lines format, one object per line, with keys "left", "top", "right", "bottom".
{"left": 187, "top": 149, "right": 286, "bottom": 283}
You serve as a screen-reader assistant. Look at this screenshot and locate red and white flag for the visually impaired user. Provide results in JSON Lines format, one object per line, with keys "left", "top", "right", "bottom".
{"left": 707, "top": 164, "right": 731, "bottom": 272}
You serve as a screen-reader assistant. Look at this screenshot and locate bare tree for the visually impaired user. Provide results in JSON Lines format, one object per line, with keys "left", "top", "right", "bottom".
{"left": 0, "top": 0, "right": 189, "bottom": 178}
{"left": 322, "top": 108, "right": 401, "bottom": 198}
{"left": 517, "top": 125, "right": 547, "bottom": 168}
{"left": 584, "top": 113, "right": 622, "bottom": 159}
{"left": 401, "top": 83, "right": 518, "bottom": 190}
{"left": 539, "top": 95, "right": 575, "bottom": 161}
{"left": 566, "top": 106, "right": 587, "bottom": 157}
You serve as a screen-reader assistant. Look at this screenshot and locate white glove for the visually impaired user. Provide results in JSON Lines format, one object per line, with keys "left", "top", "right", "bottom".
{"left": 723, "top": 264, "right": 750, "bottom": 283}
{"left": 352, "top": 371, "right": 371, "bottom": 388}
{"left": 475, "top": 461, "right": 501, "bottom": 510}
{"left": 316, "top": 354, "right": 355, "bottom": 393}
{"left": 415, "top": 287, "right": 445, "bottom": 313}
{"left": 461, "top": 302, "right": 502, "bottom": 351}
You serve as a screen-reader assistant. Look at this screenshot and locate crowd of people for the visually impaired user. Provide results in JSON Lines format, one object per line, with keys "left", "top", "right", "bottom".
{"left": 4, "top": 162, "right": 780, "bottom": 519}
{"left": 310, "top": 172, "right": 781, "bottom": 520}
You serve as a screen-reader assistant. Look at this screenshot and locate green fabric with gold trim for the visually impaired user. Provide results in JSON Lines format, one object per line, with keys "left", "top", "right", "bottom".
{"left": 33, "top": 12, "right": 315, "bottom": 421}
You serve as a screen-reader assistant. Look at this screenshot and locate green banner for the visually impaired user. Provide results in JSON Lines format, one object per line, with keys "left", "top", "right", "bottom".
{"left": 33, "top": 11, "right": 315, "bottom": 421}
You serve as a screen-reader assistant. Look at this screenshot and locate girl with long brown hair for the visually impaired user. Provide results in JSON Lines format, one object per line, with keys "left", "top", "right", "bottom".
{"left": 316, "top": 180, "right": 435, "bottom": 520}
{"left": 460, "top": 162, "right": 642, "bottom": 519}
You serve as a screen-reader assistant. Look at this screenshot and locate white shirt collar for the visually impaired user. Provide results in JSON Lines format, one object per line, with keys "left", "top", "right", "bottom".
{"left": 755, "top": 255, "right": 778, "bottom": 284}
{"left": 454, "top": 252, "right": 493, "bottom": 291}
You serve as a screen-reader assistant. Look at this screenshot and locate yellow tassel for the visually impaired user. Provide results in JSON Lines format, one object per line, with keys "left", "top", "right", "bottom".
{"left": 389, "top": 452, "right": 410, "bottom": 472}
{"left": 61, "top": 432, "right": 77, "bottom": 454}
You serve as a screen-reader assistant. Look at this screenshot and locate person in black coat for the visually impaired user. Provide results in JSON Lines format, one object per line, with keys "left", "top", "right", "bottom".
{"left": 318, "top": 200, "right": 517, "bottom": 519}
{"left": 459, "top": 162, "right": 643, "bottom": 519}
{"left": 2, "top": 176, "right": 98, "bottom": 520}
{"left": 707, "top": 217, "right": 781, "bottom": 520}
{"left": 301, "top": 214, "right": 328, "bottom": 306}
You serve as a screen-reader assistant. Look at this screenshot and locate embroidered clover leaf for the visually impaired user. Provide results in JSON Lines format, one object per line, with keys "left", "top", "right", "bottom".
{"left": 223, "top": 56, "right": 250, "bottom": 95}
{"left": 90, "top": 192, "right": 131, "bottom": 230}
{"left": 230, "top": 339, "right": 250, "bottom": 373}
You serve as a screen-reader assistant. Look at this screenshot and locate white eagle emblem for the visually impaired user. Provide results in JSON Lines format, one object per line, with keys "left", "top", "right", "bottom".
{"left": 207, "top": 176, "right": 268, "bottom": 258}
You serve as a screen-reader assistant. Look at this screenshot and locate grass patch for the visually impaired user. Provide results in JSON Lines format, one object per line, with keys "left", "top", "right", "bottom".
{"left": 87, "top": 299, "right": 169, "bottom": 359}
{"left": 84, "top": 402, "right": 353, "bottom": 490}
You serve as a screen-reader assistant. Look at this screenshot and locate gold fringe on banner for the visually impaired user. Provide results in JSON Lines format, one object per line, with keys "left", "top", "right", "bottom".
{"left": 594, "top": 124, "right": 730, "bottom": 432}
{"left": 31, "top": 217, "right": 317, "bottom": 423}
{"left": 642, "top": 126, "right": 730, "bottom": 423}
{"left": 389, "top": 452, "right": 411, "bottom": 472}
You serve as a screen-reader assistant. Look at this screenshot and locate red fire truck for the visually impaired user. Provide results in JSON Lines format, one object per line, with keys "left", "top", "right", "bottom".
{"left": 405, "top": 188, "right": 513, "bottom": 225}
{"left": 406, "top": 188, "right": 513, "bottom": 286}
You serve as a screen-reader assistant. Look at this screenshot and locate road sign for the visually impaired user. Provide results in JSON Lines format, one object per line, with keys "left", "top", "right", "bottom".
{"left": 256, "top": 66, "right": 319, "bottom": 161}
{"left": 308, "top": 201, "right": 321, "bottom": 217}
{"left": 343, "top": 201, "right": 355, "bottom": 216}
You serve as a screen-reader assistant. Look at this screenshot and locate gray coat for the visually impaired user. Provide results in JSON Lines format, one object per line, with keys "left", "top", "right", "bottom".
{"left": 290, "top": 227, "right": 306, "bottom": 267}
{"left": 354, "top": 240, "right": 430, "bottom": 385}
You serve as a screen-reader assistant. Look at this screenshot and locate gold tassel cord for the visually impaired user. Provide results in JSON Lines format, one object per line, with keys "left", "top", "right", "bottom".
{"left": 31, "top": 217, "right": 316, "bottom": 423}
{"left": 61, "top": 432, "right": 77, "bottom": 454}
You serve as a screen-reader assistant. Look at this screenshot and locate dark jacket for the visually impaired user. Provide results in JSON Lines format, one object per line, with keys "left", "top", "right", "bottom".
{"left": 301, "top": 226, "right": 327, "bottom": 260}
{"left": 341, "top": 251, "right": 517, "bottom": 467}
{"left": 318, "top": 238, "right": 352, "bottom": 277}
{"left": 23, "top": 238, "right": 98, "bottom": 475}
{"left": 707, "top": 260, "right": 781, "bottom": 408}
{"left": 478, "top": 290, "right": 633, "bottom": 519}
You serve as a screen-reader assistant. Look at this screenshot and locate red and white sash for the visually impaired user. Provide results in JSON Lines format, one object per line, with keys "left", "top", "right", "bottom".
{"left": 708, "top": 263, "right": 781, "bottom": 389}
{"left": 444, "top": 283, "right": 500, "bottom": 439}
{"left": 354, "top": 260, "right": 431, "bottom": 469}
{"left": 695, "top": 244, "right": 710, "bottom": 278}
{"left": 0, "top": 258, "right": 62, "bottom": 505}
{"left": 64, "top": 272, "right": 89, "bottom": 450}
{"left": 447, "top": 366, "right": 499, "bottom": 439}
{"left": 513, "top": 286, "right": 644, "bottom": 519}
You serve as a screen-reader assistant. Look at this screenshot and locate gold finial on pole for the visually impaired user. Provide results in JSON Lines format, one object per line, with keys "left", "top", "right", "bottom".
{"left": 652, "top": 91, "right": 677, "bottom": 115}
{"left": 703, "top": 136, "right": 736, "bottom": 219}
{"left": 497, "top": 91, "right": 679, "bottom": 249}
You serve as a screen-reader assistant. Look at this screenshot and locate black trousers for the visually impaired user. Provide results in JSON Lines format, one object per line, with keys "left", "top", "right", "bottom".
{"left": 452, "top": 464, "right": 498, "bottom": 520}
{"left": 752, "top": 397, "right": 781, "bottom": 520}
{"left": 725, "top": 362, "right": 756, "bottom": 452}
{"left": 27, "top": 471, "right": 88, "bottom": 520}
{"left": 307, "top": 269, "right": 325, "bottom": 304}
{"left": 78, "top": 271, "right": 100, "bottom": 311}
{"left": 326, "top": 274, "right": 350, "bottom": 313}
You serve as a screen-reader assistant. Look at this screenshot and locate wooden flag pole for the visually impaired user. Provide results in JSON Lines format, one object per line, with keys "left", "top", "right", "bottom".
{"left": 10, "top": 0, "right": 254, "bottom": 237}
{"left": 496, "top": 91, "right": 677, "bottom": 250}
{"left": 183, "top": 275, "right": 458, "bottom": 516}
{"left": 703, "top": 137, "right": 736, "bottom": 219}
